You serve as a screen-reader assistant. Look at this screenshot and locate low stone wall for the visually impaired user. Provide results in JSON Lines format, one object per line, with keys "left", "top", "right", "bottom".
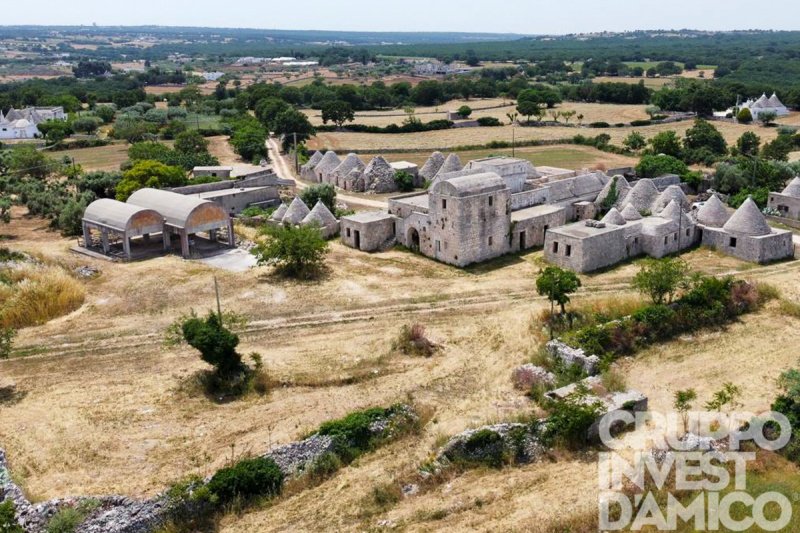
{"left": 1, "top": 406, "right": 416, "bottom": 532}
{"left": 436, "top": 423, "right": 545, "bottom": 466}
{"left": 546, "top": 340, "right": 600, "bottom": 375}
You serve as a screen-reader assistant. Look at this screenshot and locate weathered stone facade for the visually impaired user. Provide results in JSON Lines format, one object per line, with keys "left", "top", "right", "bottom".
{"left": 768, "top": 177, "right": 800, "bottom": 220}
{"left": 340, "top": 211, "right": 398, "bottom": 251}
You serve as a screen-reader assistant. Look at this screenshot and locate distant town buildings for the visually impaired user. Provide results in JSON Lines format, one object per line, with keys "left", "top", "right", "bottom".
{"left": 413, "top": 61, "right": 472, "bottom": 76}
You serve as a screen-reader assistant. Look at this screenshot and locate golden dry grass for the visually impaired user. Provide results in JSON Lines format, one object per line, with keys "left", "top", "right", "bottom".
{"left": 58, "top": 143, "right": 131, "bottom": 172}
{"left": 309, "top": 118, "right": 781, "bottom": 152}
{"left": 1, "top": 206, "right": 800, "bottom": 531}
{"left": 0, "top": 263, "right": 86, "bottom": 329}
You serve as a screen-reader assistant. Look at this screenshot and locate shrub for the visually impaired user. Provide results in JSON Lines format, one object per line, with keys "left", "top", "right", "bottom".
{"left": 542, "top": 394, "right": 604, "bottom": 449}
{"left": 252, "top": 223, "right": 329, "bottom": 279}
{"left": 45, "top": 500, "right": 99, "bottom": 533}
{"left": 629, "top": 119, "right": 652, "bottom": 127}
{"left": 206, "top": 456, "right": 284, "bottom": 505}
{"left": 477, "top": 116, "right": 502, "bottom": 127}
{"left": 632, "top": 257, "right": 688, "bottom": 304}
{"left": 456, "top": 105, "right": 472, "bottom": 119}
{"left": 181, "top": 311, "right": 243, "bottom": 376}
{"left": 392, "top": 323, "right": 436, "bottom": 357}
{"left": 304, "top": 452, "right": 343, "bottom": 482}
{"left": 316, "top": 406, "right": 397, "bottom": 462}
{"left": 0, "top": 500, "right": 23, "bottom": 533}
{"left": 462, "top": 429, "right": 506, "bottom": 468}
{"left": 393, "top": 170, "right": 415, "bottom": 192}
{"left": 588, "top": 121, "right": 610, "bottom": 128}
{"left": 300, "top": 183, "right": 336, "bottom": 213}
{"left": 737, "top": 108, "right": 753, "bottom": 124}
{"left": 0, "top": 327, "right": 15, "bottom": 359}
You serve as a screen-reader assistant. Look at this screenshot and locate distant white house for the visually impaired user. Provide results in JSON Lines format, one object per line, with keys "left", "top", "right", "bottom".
{"left": 200, "top": 71, "right": 225, "bottom": 82}
{"left": 0, "top": 106, "right": 67, "bottom": 140}
{"left": 715, "top": 93, "right": 790, "bottom": 119}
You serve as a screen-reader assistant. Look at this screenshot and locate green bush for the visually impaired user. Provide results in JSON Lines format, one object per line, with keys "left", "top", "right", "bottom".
{"left": 252, "top": 223, "right": 330, "bottom": 279}
{"left": 0, "top": 500, "right": 23, "bottom": 533}
{"left": 206, "top": 456, "right": 284, "bottom": 505}
{"left": 316, "top": 406, "right": 397, "bottom": 462}
{"left": 629, "top": 119, "right": 652, "bottom": 127}
{"left": 304, "top": 452, "right": 343, "bottom": 482}
{"left": 588, "top": 121, "right": 610, "bottom": 128}
{"left": 393, "top": 170, "right": 415, "bottom": 192}
{"left": 182, "top": 311, "right": 243, "bottom": 377}
{"left": 45, "top": 500, "right": 100, "bottom": 533}
{"left": 542, "top": 394, "right": 604, "bottom": 449}
{"left": 461, "top": 429, "right": 506, "bottom": 468}
{"left": 477, "top": 116, "right": 502, "bottom": 127}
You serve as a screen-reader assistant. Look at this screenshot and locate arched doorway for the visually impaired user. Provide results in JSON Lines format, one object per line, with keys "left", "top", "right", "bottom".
{"left": 408, "top": 228, "right": 420, "bottom": 251}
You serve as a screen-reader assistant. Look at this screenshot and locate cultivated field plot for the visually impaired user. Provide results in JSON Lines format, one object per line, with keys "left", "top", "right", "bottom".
{"left": 309, "top": 118, "right": 784, "bottom": 152}
{"left": 357, "top": 144, "right": 638, "bottom": 171}
{"left": 2, "top": 208, "right": 800, "bottom": 531}
{"left": 57, "top": 143, "right": 131, "bottom": 172}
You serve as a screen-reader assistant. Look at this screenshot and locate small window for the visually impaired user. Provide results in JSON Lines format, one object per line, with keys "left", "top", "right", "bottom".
{"left": 553, "top": 242, "right": 559, "bottom": 253}
{"left": 686, "top": 228, "right": 690, "bottom": 237}
{"left": 346, "top": 228, "right": 351, "bottom": 237}
{"left": 442, "top": 199, "right": 447, "bottom": 209}
{"left": 565, "top": 244, "right": 572, "bottom": 257}
{"left": 488, "top": 236, "right": 493, "bottom": 246}
{"left": 729, "top": 237, "right": 737, "bottom": 248}
{"left": 436, "top": 240, "right": 441, "bottom": 251}
{"left": 488, "top": 196, "right": 493, "bottom": 207}
{"left": 674, "top": 233, "right": 678, "bottom": 242}
{"left": 664, "top": 236, "right": 668, "bottom": 245}
{"left": 634, "top": 237, "right": 639, "bottom": 245}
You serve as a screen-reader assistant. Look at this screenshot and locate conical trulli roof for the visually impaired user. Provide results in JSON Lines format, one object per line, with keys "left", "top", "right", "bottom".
{"left": 624, "top": 178, "right": 659, "bottom": 213}
{"left": 270, "top": 203, "right": 288, "bottom": 221}
{"left": 363, "top": 156, "right": 398, "bottom": 193}
{"left": 433, "top": 153, "right": 463, "bottom": 179}
{"left": 314, "top": 151, "right": 341, "bottom": 180}
{"left": 723, "top": 197, "right": 772, "bottom": 236}
{"left": 282, "top": 197, "right": 311, "bottom": 225}
{"left": 652, "top": 185, "right": 689, "bottom": 213}
{"left": 782, "top": 177, "right": 800, "bottom": 198}
{"left": 696, "top": 194, "right": 729, "bottom": 227}
{"left": 303, "top": 151, "right": 323, "bottom": 169}
{"left": 620, "top": 203, "right": 643, "bottom": 221}
{"left": 595, "top": 175, "right": 630, "bottom": 208}
{"left": 419, "top": 151, "right": 446, "bottom": 181}
{"left": 601, "top": 207, "right": 626, "bottom": 225}
{"left": 767, "top": 93, "right": 784, "bottom": 108}
{"left": 302, "top": 200, "right": 338, "bottom": 228}
{"left": 658, "top": 200, "right": 682, "bottom": 221}
{"left": 332, "top": 153, "right": 364, "bottom": 178}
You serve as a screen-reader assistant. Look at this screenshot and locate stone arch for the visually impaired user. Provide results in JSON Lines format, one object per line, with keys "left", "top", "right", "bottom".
{"left": 407, "top": 227, "right": 420, "bottom": 251}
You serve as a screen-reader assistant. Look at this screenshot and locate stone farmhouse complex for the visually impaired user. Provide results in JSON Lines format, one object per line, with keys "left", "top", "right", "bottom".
{"left": 334, "top": 154, "right": 795, "bottom": 270}
{"left": 0, "top": 106, "right": 66, "bottom": 140}
{"left": 715, "top": 93, "right": 790, "bottom": 120}
{"left": 301, "top": 151, "right": 420, "bottom": 193}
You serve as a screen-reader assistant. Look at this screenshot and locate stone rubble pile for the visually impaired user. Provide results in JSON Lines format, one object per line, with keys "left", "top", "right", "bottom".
{"left": 545, "top": 340, "right": 600, "bottom": 375}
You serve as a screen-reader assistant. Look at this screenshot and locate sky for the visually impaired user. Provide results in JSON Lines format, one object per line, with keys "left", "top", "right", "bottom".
{"left": 5, "top": 0, "right": 800, "bottom": 34}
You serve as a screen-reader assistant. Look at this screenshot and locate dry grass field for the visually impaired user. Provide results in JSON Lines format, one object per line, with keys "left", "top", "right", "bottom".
{"left": 357, "top": 144, "right": 638, "bottom": 171}
{"left": 2, "top": 203, "right": 800, "bottom": 531}
{"left": 57, "top": 143, "right": 131, "bottom": 171}
{"left": 309, "top": 118, "right": 785, "bottom": 153}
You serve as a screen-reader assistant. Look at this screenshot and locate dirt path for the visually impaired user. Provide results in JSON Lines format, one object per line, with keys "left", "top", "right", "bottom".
{"left": 266, "top": 137, "right": 388, "bottom": 209}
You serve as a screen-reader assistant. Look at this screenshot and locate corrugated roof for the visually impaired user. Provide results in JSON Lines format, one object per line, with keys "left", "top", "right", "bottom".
{"left": 84, "top": 198, "right": 163, "bottom": 231}
{"left": 127, "top": 188, "right": 225, "bottom": 229}
{"left": 723, "top": 197, "right": 772, "bottom": 236}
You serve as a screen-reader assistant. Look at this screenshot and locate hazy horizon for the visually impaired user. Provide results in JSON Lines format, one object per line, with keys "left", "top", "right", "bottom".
{"left": 6, "top": 0, "right": 800, "bottom": 35}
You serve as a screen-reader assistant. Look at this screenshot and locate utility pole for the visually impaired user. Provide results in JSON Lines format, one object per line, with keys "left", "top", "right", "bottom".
{"left": 214, "top": 275, "right": 222, "bottom": 323}
{"left": 293, "top": 132, "right": 298, "bottom": 173}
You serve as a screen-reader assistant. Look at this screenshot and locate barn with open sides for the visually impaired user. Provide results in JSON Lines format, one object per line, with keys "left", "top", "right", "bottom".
{"left": 126, "top": 188, "right": 234, "bottom": 258}
{"left": 81, "top": 199, "right": 166, "bottom": 260}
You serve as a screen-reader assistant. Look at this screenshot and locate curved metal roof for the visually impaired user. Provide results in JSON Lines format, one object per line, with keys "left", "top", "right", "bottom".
{"left": 83, "top": 198, "right": 163, "bottom": 231}
{"left": 126, "top": 188, "right": 227, "bottom": 229}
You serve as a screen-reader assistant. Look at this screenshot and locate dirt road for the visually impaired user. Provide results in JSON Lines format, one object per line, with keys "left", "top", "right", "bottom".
{"left": 265, "top": 137, "right": 388, "bottom": 209}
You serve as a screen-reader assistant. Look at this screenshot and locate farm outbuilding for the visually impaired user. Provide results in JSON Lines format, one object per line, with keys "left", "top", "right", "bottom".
{"left": 126, "top": 188, "right": 234, "bottom": 258}
{"left": 82, "top": 199, "right": 166, "bottom": 260}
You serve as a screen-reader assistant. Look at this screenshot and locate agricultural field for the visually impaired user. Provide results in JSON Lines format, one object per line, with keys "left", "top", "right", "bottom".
{"left": 308, "top": 116, "right": 785, "bottom": 152}
{"left": 357, "top": 144, "right": 638, "bottom": 171}
{"left": 56, "top": 143, "right": 132, "bottom": 172}
{"left": 2, "top": 204, "right": 800, "bottom": 530}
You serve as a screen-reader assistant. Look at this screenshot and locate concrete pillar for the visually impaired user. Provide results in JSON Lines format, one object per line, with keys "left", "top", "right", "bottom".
{"left": 180, "top": 231, "right": 190, "bottom": 258}
{"left": 227, "top": 219, "right": 236, "bottom": 247}
{"left": 163, "top": 230, "right": 171, "bottom": 251}
{"left": 82, "top": 222, "right": 92, "bottom": 249}
{"left": 100, "top": 228, "right": 109, "bottom": 254}
{"left": 122, "top": 234, "right": 131, "bottom": 259}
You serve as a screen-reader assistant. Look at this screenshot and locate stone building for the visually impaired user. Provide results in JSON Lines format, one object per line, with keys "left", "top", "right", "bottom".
{"left": 545, "top": 193, "right": 793, "bottom": 273}
{"left": 301, "top": 200, "right": 339, "bottom": 238}
{"left": 419, "top": 152, "right": 445, "bottom": 182}
{"left": 300, "top": 151, "right": 324, "bottom": 181}
{"left": 362, "top": 156, "right": 398, "bottom": 193}
{"left": 330, "top": 153, "right": 365, "bottom": 190}
{"left": 341, "top": 156, "right": 608, "bottom": 267}
{"left": 768, "top": 177, "right": 800, "bottom": 220}
{"left": 699, "top": 197, "right": 793, "bottom": 263}
{"left": 311, "top": 151, "right": 341, "bottom": 183}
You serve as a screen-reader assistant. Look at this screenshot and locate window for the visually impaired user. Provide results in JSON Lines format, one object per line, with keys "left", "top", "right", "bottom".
{"left": 488, "top": 196, "right": 493, "bottom": 207}
{"left": 442, "top": 199, "right": 447, "bottom": 209}
{"left": 346, "top": 228, "right": 351, "bottom": 237}
{"left": 488, "top": 236, "right": 493, "bottom": 246}
{"left": 686, "top": 228, "right": 690, "bottom": 237}
{"left": 565, "top": 245, "right": 572, "bottom": 257}
{"left": 664, "top": 236, "right": 668, "bottom": 245}
{"left": 729, "top": 237, "right": 737, "bottom": 248}
{"left": 436, "top": 240, "right": 441, "bottom": 251}
{"left": 634, "top": 237, "right": 639, "bottom": 245}
{"left": 553, "top": 242, "right": 559, "bottom": 253}
{"left": 674, "top": 233, "right": 678, "bottom": 242}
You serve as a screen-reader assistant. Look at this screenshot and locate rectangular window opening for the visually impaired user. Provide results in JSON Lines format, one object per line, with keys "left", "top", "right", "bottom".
{"left": 565, "top": 244, "right": 572, "bottom": 257}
